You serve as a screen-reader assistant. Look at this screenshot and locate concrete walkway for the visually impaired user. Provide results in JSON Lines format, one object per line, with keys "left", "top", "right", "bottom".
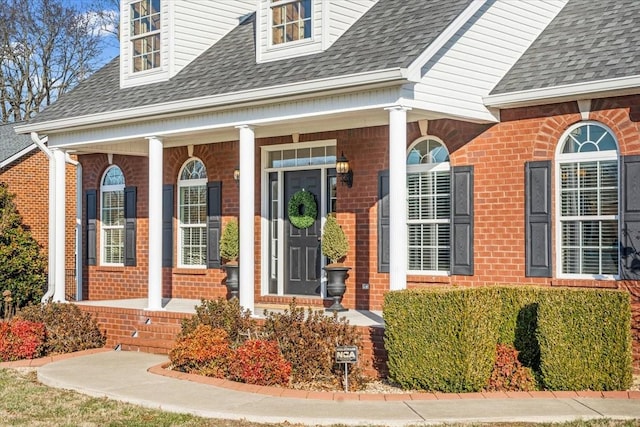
{"left": 28, "top": 350, "right": 640, "bottom": 426}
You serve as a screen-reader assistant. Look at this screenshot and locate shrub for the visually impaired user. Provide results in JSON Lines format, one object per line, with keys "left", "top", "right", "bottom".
{"left": 321, "top": 214, "right": 348, "bottom": 265}
{"left": 180, "top": 298, "right": 256, "bottom": 345}
{"left": 169, "top": 325, "right": 231, "bottom": 378}
{"left": 228, "top": 340, "right": 291, "bottom": 386}
{"left": 16, "top": 303, "right": 105, "bottom": 355}
{"left": 384, "top": 288, "right": 501, "bottom": 393}
{"left": 0, "top": 320, "right": 46, "bottom": 361}
{"left": 486, "top": 344, "right": 537, "bottom": 392}
{"left": 0, "top": 183, "right": 46, "bottom": 318}
{"left": 219, "top": 219, "right": 239, "bottom": 263}
{"left": 536, "top": 288, "right": 632, "bottom": 391}
{"left": 262, "top": 300, "right": 366, "bottom": 390}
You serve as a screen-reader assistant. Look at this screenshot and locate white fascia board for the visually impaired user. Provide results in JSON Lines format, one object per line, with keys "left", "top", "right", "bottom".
{"left": 405, "top": 0, "right": 488, "bottom": 81}
{"left": 15, "top": 68, "right": 408, "bottom": 134}
{"left": 483, "top": 75, "right": 640, "bottom": 109}
{"left": 0, "top": 144, "right": 38, "bottom": 169}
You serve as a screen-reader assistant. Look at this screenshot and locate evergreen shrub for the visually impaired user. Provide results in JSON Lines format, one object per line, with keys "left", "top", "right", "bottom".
{"left": 384, "top": 288, "right": 501, "bottom": 392}
{"left": 219, "top": 219, "right": 239, "bottom": 263}
{"left": 537, "top": 288, "right": 632, "bottom": 391}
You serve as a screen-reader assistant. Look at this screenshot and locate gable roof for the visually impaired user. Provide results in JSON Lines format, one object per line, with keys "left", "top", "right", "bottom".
{"left": 25, "top": 0, "right": 473, "bottom": 128}
{"left": 491, "top": 0, "right": 640, "bottom": 96}
{"left": 0, "top": 122, "right": 36, "bottom": 167}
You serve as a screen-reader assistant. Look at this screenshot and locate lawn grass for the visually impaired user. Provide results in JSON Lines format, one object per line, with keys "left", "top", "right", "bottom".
{"left": 0, "top": 368, "right": 637, "bottom": 427}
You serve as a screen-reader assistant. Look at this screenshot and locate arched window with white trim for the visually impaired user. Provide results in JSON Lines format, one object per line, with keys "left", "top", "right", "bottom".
{"left": 556, "top": 122, "right": 619, "bottom": 277}
{"left": 407, "top": 137, "right": 451, "bottom": 273}
{"left": 101, "top": 166, "right": 125, "bottom": 265}
{"left": 178, "top": 158, "right": 207, "bottom": 267}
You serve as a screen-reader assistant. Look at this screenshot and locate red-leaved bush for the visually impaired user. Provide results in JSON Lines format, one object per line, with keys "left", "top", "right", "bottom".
{"left": 0, "top": 320, "right": 45, "bottom": 361}
{"left": 229, "top": 340, "right": 291, "bottom": 387}
{"left": 169, "top": 325, "right": 231, "bottom": 378}
{"left": 486, "top": 344, "right": 537, "bottom": 392}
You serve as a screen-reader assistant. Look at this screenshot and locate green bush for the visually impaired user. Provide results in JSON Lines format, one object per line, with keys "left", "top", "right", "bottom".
{"left": 179, "top": 298, "right": 256, "bottom": 345}
{"left": 16, "top": 303, "right": 105, "bottom": 355}
{"left": 321, "top": 214, "right": 348, "bottom": 264}
{"left": 219, "top": 219, "right": 239, "bottom": 263}
{"left": 384, "top": 287, "right": 501, "bottom": 392}
{"left": 496, "top": 287, "right": 541, "bottom": 370}
{"left": 0, "top": 183, "right": 46, "bottom": 317}
{"left": 537, "top": 288, "right": 632, "bottom": 391}
{"left": 262, "top": 300, "right": 366, "bottom": 390}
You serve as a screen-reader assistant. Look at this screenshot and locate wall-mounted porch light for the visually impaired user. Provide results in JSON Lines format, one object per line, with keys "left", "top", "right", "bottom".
{"left": 336, "top": 152, "right": 353, "bottom": 188}
{"left": 233, "top": 166, "right": 240, "bottom": 181}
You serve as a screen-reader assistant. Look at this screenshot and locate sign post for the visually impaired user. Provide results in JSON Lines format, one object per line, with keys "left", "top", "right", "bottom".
{"left": 335, "top": 345, "right": 358, "bottom": 392}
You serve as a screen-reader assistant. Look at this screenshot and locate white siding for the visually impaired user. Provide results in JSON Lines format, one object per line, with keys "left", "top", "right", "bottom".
{"left": 173, "top": 0, "right": 255, "bottom": 73}
{"left": 327, "top": 0, "right": 378, "bottom": 47}
{"left": 411, "top": 0, "right": 567, "bottom": 120}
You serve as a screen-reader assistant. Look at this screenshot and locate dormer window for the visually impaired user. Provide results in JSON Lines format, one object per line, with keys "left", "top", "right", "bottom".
{"left": 270, "top": 0, "right": 312, "bottom": 45}
{"left": 130, "top": 0, "right": 161, "bottom": 72}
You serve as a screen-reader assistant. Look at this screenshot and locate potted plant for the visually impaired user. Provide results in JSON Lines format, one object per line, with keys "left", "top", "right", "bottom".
{"left": 219, "top": 218, "right": 239, "bottom": 299}
{"left": 321, "top": 214, "right": 350, "bottom": 312}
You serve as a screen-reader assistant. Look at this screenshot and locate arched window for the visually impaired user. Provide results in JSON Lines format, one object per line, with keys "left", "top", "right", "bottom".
{"left": 407, "top": 138, "right": 451, "bottom": 273}
{"left": 178, "top": 158, "right": 207, "bottom": 267}
{"left": 101, "top": 166, "right": 125, "bottom": 265}
{"left": 557, "top": 122, "right": 619, "bottom": 277}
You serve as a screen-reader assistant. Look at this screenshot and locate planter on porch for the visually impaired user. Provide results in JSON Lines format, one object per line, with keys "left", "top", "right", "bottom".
{"left": 223, "top": 262, "right": 239, "bottom": 299}
{"left": 321, "top": 214, "right": 350, "bottom": 312}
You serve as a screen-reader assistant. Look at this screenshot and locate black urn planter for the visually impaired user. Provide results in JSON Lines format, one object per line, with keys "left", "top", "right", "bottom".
{"left": 223, "top": 263, "right": 239, "bottom": 299}
{"left": 324, "top": 265, "right": 350, "bottom": 312}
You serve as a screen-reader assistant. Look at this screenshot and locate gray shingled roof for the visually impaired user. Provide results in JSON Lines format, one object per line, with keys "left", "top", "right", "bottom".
{"left": 29, "top": 0, "right": 472, "bottom": 125}
{"left": 491, "top": 0, "right": 640, "bottom": 95}
{"left": 0, "top": 122, "right": 34, "bottom": 165}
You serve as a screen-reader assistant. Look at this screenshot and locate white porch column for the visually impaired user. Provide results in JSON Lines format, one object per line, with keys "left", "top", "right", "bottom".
{"left": 147, "top": 136, "right": 164, "bottom": 310}
{"left": 387, "top": 106, "right": 410, "bottom": 291}
{"left": 52, "top": 148, "right": 67, "bottom": 302}
{"left": 237, "top": 125, "right": 255, "bottom": 314}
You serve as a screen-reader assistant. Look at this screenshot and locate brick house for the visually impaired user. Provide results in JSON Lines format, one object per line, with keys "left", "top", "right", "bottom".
{"left": 0, "top": 123, "right": 79, "bottom": 300}
{"left": 15, "top": 0, "right": 640, "bottom": 367}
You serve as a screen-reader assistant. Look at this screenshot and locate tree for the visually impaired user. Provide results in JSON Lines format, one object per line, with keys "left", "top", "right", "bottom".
{"left": 0, "top": 0, "right": 115, "bottom": 123}
{"left": 0, "top": 183, "right": 46, "bottom": 317}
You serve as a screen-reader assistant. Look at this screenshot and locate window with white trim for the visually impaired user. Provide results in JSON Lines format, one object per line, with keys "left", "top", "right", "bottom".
{"left": 407, "top": 138, "right": 451, "bottom": 273}
{"left": 178, "top": 159, "right": 207, "bottom": 267}
{"left": 557, "top": 122, "right": 619, "bottom": 277}
{"left": 130, "top": 0, "right": 161, "bottom": 72}
{"left": 101, "top": 166, "right": 125, "bottom": 265}
{"left": 270, "top": 0, "right": 312, "bottom": 46}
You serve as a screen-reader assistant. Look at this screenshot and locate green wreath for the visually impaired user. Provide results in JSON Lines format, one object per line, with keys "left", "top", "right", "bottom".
{"left": 287, "top": 190, "right": 317, "bottom": 229}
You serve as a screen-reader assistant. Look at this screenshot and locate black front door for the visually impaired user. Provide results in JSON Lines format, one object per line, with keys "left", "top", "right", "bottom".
{"left": 284, "top": 170, "right": 321, "bottom": 295}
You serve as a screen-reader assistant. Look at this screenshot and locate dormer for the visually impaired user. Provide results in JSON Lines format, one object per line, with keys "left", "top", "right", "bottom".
{"left": 256, "top": 0, "right": 378, "bottom": 63}
{"left": 120, "top": 0, "right": 255, "bottom": 88}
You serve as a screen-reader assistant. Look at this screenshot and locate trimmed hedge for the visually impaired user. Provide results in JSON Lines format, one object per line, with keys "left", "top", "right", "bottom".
{"left": 384, "top": 287, "right": 501, "bottom": 392}
{"left": 537, "top": 288, "right": 632, "bottom": 391}
{"left": 384, "top": 286, "right": 632, "bottom": 392}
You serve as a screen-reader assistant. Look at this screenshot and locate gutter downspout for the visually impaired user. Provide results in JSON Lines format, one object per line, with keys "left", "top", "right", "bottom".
{"left": 30, "top": 132, "right": 55, "bottom": 303}
{"left": 65, "top": 153, "right": 82, "bottom": 301}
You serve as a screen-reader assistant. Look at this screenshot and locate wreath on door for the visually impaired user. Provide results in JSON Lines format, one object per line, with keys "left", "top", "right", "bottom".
{"left": 287, "top": 189, "right": 317, "bottom": 229}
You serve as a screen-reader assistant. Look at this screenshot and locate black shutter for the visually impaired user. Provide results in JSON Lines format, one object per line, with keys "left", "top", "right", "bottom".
{"left": 207, "top": 181, "right": 222, "bottom": 268}
{"left": 162, "top": 185, "right": 174, "bottom": 268}
{"left": 378, "top": 170, "right": 390, "bottom": 273}
{"left": 123, "top": 186, "right": 137, "bottom": 266}
{"left": 621, "top": 155, "right": 640, "bottom": 280}
{"left": 525, "top": 161, "right": 552, "bottom": 277}
{"left": 451, "top": 166, "right": 474, "bottom": 275}
{"left": 86, "top": 190, "right": 97, "bottom": 266}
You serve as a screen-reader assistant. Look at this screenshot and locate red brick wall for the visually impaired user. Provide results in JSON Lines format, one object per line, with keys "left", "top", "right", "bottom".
{"left": 0, "top": 149, "right": 77, "bottom": 297}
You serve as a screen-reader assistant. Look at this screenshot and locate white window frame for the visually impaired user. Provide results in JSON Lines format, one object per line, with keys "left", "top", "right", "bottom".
{"left": 130, "top": 0, "right": 161, "bottom": 73}
{"left": 100, "top": 166, "right": 125, "bottom": 266}
{"left": 269, "top": 0, "right": 313, "bottom": 47}
{"left": 177, "top": 158, "right": 208, "bottom": 269}
{"left": 555, "top": 121, "right": 620, "bottom": 280}
{"left": 406, "top": 137, "right": 451, "bottom": 276}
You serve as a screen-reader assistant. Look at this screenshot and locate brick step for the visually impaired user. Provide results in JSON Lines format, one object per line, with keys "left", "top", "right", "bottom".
{"left": 132, "top": 324, "right": 182, "bottom": 341}
{"left": 118, "top": 337, "right": 175, "bottom": 355}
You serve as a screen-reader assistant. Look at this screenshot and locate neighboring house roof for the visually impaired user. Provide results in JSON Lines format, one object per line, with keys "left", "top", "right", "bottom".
{"left": 491, "top": 0, "right": 640, "bottom": 95}
{"left": 0, "top": 122, "right": 36, "bottom": 168}
{"left": 27, "top": 0, "right": 473, "bottom": 126}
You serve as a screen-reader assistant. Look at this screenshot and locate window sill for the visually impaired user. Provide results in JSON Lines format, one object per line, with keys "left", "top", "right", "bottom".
{"left": 173, "top": 268, "right": 207, "bottom": 276}
{"left": 95, "top": 266, "right": 125, "bottom": 272}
